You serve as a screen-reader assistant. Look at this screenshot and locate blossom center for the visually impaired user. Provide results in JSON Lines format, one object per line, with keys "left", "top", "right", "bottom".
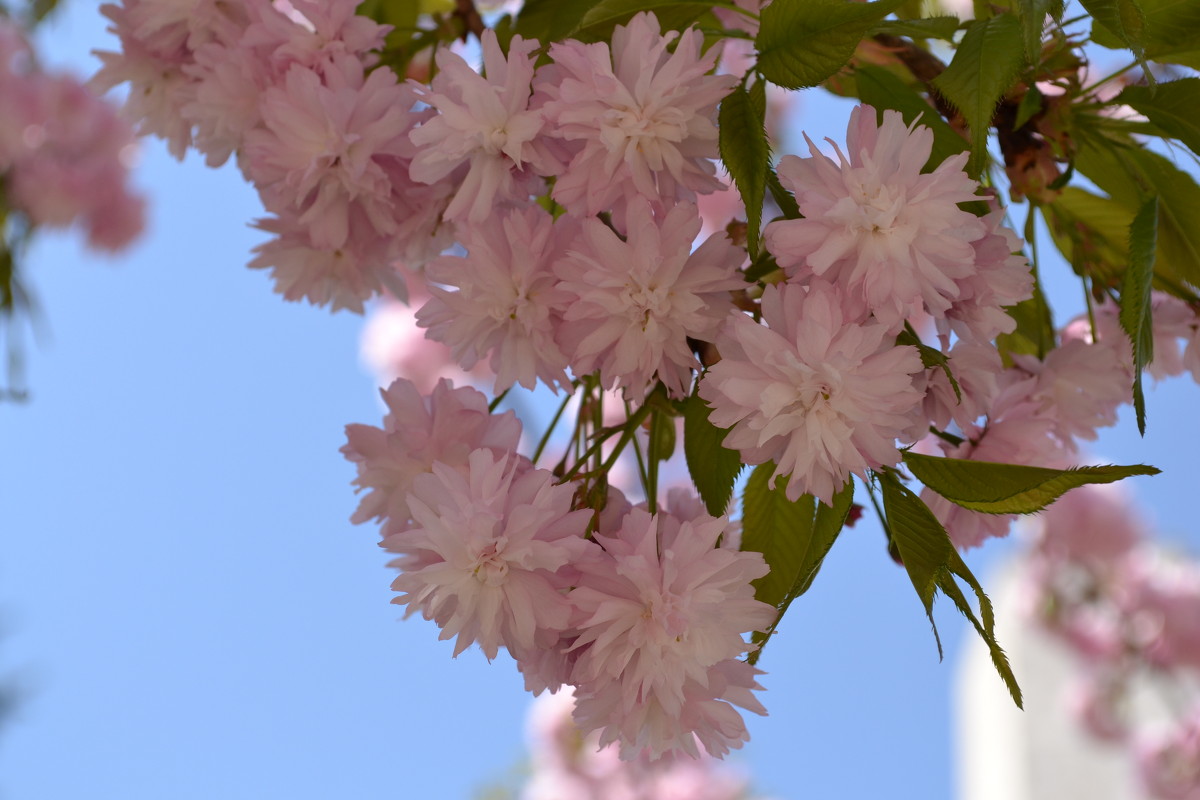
{"left": 471, "top": 539, "right": 510, "bottom": 586}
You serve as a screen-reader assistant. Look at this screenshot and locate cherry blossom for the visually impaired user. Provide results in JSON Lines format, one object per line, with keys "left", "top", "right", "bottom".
{"left": 385, "top": 449, "right": 594, "bottom": 660}
{"left": 702, "top": 281, "right": 924, "bottom": 505}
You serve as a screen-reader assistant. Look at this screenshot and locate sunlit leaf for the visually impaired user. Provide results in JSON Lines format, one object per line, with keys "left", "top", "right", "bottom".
{"left": 757, "top": 0, "right": 906, "bottom": 89}
{"left": 932, "top": 13, "right": 1025, "bottom": 176}
{"left": 1121, "top": 196, "right": 1158, "bottom": 434}
{"left": 880, "top": 472, "right": 1022, "bottom": 708}
{"left": 742, "top": 466, "right": 853, "bottom": 664}
{"left": 719, "top": 79, "right": 770, "bottom": 258}
{"left": 903, "top": 451, "right": 1160, "bottom": 514}
{"left": 683, "top": 394, "right": 744, "bottom": 516}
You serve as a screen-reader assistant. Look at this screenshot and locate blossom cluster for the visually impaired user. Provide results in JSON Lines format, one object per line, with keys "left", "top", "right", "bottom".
{"left": 924, "top": 292, "right": 1200, "bottom": 550}
{"left": 343, "top": 378, "right": 775, "bottom": 759}
{"left": 1021, "top": 484, "right": 1200, "bottom": 799}
{"left": 0, "top": 17, "right": 143, "bottom": 251}
{"left": 93, "top": 0, "right": 1200, "bottom": 765}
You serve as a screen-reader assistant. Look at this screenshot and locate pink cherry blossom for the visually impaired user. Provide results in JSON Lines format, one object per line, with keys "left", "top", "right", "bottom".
{"left": 556, "top": 200, "right": 745, "bottom": 398}
{"left": 242, "top": 55, "right": 420, "bottom": 251}
{"left": 409, "top": 31, "right": 556, "bottom": 223}
{"left": 764, "top": 105, "right": 988, "bottom": 332}
{"left": 341, "top": 378, "right": 523, "bottom": 536}
{"left": 701, "top": 281, "right": 924, "bottom": 505}
{"left": 417, "top": 206, "right": 573, "bottom": 393}
{"left": 566, "top": 505, "right": 774, "bottom": 758}
{"left": 537, "top": 12, "right": 736, "bottom": 217}
{"left": 385, "top": 449, "right": 594, "bottom": 660}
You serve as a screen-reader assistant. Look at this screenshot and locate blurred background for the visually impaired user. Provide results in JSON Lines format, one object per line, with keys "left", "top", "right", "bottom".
{"left": 0, "top": 3, "right": 1196, "bottom": 798}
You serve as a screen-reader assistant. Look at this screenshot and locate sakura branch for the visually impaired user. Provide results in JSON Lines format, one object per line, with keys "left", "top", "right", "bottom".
{"left": 89, "top": 0, "right": 1200, "bottom": 771}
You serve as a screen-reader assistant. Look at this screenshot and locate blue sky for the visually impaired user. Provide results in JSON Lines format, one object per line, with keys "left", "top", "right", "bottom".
{"left": 0, "top": 5, "right": 1196, "bottom": 799}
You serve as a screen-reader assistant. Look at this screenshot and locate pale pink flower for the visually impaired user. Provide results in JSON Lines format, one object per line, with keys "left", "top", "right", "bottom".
{"left": 764, "top": 105, "right": 987, "bottom": 332}
{"left": 702, "top": 281, "right": 924, "bottom": 505}
{"left": 556, "top": 200, "right": 745, "bottom": 398}
{"left": 341, "top": 378, "right": 523, "bottom": 536}
{"left": 409, "top": 31, "right": 556, "bottom": 223}
{"left": 567, "top": 505, "right": 774, "bottom": 758}
{"left": 1012, "top": 336, "right": 1132, "bottom": 443}
{"left": 92, "top": 4, "right": 195, "bottom": 158}
{"left": 385, "top": 449, "right": 594, "bottom": 660}
{"left": 248, "top": 209, "right": 408, "bottom": 313}
{"left": 417, "top": 206, "right": 573, "bottom": 392}
{"left": 937, "top": 202, "right": 1033, "bottom": 343}
{"left": 248, "top": 0, "right": 388, "bottom": 72}
{"left": 908, "top": 338, "right": 1003, "bottom": 440}
{"left": 572, "top": 657, "right": 768, "bottom": 761}
{"left": 242, "top": 55, "right": 420, "bottom": 250}
{"left": 537, "top": 12, "right": 736, "bottom": 216}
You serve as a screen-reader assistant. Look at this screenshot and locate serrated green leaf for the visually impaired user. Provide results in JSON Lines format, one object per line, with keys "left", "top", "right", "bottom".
{"left": 880, "top": 472, "right": 1022, "bottom": 708}
{"left": 1014, "top": 0, "right": 1064, "bottom": 61}
{"left": 513, "top": 0, "right": 599, "bottom": 43}
{"left": 1013, "top": 84, "right": 1043, "bottom": 130}
{"left": 683, "top": 395, "right": 744, "bottom": 516}
{"left": 996, "top": 281, "right": 1056, "bottom": 362}
{"left": 1042, "top": 186, "right": 1135, "bottom": 286}
{"left": 719, "top": 80, "right": 770, "bottom": 259}
{"left": 1121, "top": 195, "right": 1158, "bottom": 434}
{"left": 872, "top": 15, "right": 961, "bottom": 39}
{"left": 1076, "top": 140, "right": 1200, "bottom": 290}
{"left": 742, "top": 467, "right": 853, "bottom": 665}
{"left": 1081, "top": 0, "right": 1148, "bottom": 63}
{"left": 931, "top": 13, "right": 1025, "bottom": 177}
{"left": 756, "top": 0, "right": 906, "bottom": 90}
{"left": 854, "top": 66, "right": 969, "bottom": 172}
{"left": 1090, "top": 0, "right": 1200, "bottom": 66}
{"left": 765, "top": 165, "right": 802, "bottom": 220}
{"left": 1117, "top": 79, "right": 1200, "bottom": 157}
{"left": 571, "top": 0, "right": 717, "bottom": 40}
{"left": 896, "top": 327, "right": 961, "bottom": 402}
{"left": 903, "top": 451, "right": 1161, "bottom": 514}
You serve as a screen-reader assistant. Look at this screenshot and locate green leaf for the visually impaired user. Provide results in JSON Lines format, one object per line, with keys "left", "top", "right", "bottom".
{"left": 683, "top": 394, "right": 744, "bottom": 516}
{"left": 902, "top": 451, "right": 1161, "bottom": 514}
{"left": 513, "top": 0, "right": 599, "bottom": 43}
{"left": 1117, "top": 79, "right": 1200, "bottom": 157}
{"left": 719, "top": 80, "right": 770, "bottom": 259}
{"left": 765, "top": 164, "right": 802, "bottom": 220}
{"left": 1013, "top": 84, "right": 1043, "bottom": 130}
{"left": 880, "top": 472, "right": 1022, "bottom": 708}
{"left": 896, "top": 326, "right": 961, "bottom": 403}
{"left": 1121, "top": 195, "right": 1158, "bottom": 435}
{"left": 1042, "top": 186, "right": 1135, "bottom": 287}
{"left": 854, "top": 66, "right": 969, "bottom": 171}
{"left": 1013, "top": 0, "right": 1065, "bottom": 61}
{"left": 1090, "top": 0, "right": 1200, "bottom": 66}
{"left": 871, "top": 15, "right": 961, "bottom": 39}
{"left": 996, "top": 282, "right": 1055, "bottom": 362}
{"left": 931, "top": 13, "right": 1025, "bottom": 177}
{"left": 1076, "top": 140, "right": 1200, "bottom": 290}
{"left": 756, "top": 0, "right": 906, "bottom": 90}
{"left": 572, "top": 0, "right": 718, "bottom": 40}
{"left": 742, "top": 466, "right": 853, "bottom": 665}
{"left": 1081, "top": 0, "right": 1148, "bottom": 65}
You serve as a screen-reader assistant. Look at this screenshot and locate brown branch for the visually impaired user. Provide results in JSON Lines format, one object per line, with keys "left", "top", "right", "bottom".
{"left": 871, "top": 34, "right": 963, "bottom": 137}
{"left": 454, "top": 0, "right": 486, "bottom": 41}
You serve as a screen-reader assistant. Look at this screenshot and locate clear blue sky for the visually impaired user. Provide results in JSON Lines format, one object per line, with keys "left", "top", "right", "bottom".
{"left": 0, "top": 5, "right": 1196, "bottom": 799}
